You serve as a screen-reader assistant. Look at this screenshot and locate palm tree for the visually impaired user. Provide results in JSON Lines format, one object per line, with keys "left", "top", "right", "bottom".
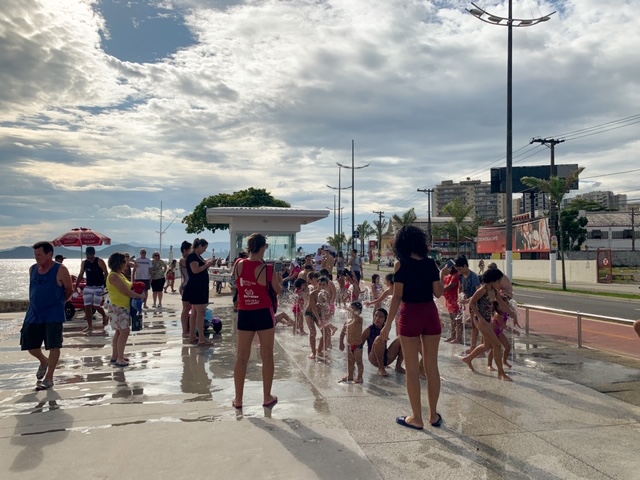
{"left": 373, "top": 218, "right": 389, "bottom": 269}
{"left": 443, "top": 198, "right": 475, "bottom": 255}
{"left": 326, "top": 232, "right": 347, "bottom": 253}
{"left": 391, "top": 208, "right": 417, "bottom": 232}
{"left": 357, "top": 221, "right": 376, "bottom": 259}
{"left": 522, "top": 167, "right": 585, "bottom": 291}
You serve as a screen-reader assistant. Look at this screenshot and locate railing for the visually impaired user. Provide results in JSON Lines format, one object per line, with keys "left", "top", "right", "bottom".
{"left": 521, "top": 304, "right": 636, "bottom": 348}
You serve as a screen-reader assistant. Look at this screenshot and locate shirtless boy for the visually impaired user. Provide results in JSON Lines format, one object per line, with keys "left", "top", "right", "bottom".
{"left": 339, "top": 301, "right": 365, "bottom": 383}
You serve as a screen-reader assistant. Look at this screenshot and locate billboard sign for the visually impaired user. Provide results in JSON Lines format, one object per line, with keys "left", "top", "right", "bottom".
{"left": 478, "top": 218, "right": 551, "bottom": 254}
{"left": 490, "top": 164, "right": 580, "bottom": 194}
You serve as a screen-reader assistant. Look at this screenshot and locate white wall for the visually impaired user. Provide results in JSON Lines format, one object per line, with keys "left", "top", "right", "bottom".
{"left": 468, "top": 259, "right": 598, "bottom": 284}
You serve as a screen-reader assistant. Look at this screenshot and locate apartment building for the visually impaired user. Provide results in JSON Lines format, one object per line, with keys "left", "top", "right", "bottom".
{"left": 434, "top": 179, "right": 505, "bottom": 220}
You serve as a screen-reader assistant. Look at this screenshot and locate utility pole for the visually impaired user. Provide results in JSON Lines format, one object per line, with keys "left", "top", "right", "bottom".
{"left": 531, "top": 137, "right": 565, "bottom": 284}
{"left": 373, "top": 210, "right": 384, "bottom": 270}
{"left": 417, "top": 188, "right": 434, "bottom": 248}
{"left": 530, "top": 137, "right": 565, "bottom": 235}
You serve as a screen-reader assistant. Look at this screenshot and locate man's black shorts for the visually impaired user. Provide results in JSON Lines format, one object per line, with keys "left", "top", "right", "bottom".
{"left": 20, "top": 322, "right": 63, "bottom": 350}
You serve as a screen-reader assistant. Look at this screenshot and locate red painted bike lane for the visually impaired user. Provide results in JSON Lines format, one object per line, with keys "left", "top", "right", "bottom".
{"left": 521, "top": 309, "right": 640, "bottom": 359}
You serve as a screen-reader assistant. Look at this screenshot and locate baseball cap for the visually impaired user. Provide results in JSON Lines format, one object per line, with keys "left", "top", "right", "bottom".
{"left": 86, "top": 246, "right": 96, "bottom": 255}
{"left": 55, "top": 254, "right": 66, "bottom": 262}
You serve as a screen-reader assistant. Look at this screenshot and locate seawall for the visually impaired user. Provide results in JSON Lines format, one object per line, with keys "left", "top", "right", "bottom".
{"left": 0, "top": 300, "right": 29, "bottom": 313}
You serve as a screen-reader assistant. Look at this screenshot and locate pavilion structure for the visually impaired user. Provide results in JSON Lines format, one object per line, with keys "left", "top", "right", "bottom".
{"left": 205, "top": 206, "right": 329, "bottom": 261}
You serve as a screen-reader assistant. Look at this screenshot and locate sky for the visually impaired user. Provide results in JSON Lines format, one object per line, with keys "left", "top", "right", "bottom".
{"left": 1, "top": 0, "right": 639, "bottom": 251}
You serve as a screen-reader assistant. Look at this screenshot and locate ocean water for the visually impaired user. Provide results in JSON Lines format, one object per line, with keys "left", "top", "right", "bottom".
{"left": 0, "top": 258, "right": 84, "bottom": 300}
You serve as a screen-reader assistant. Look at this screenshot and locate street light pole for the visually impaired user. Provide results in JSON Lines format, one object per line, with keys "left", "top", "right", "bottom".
{"left": 467, "top": 2, "right": 554, "bottom": 280}
{"left": 337, "top": 140, "right": 370, "bottom": 252}
{"left": 327, "top": 168, "right": 351, "bottom": 250}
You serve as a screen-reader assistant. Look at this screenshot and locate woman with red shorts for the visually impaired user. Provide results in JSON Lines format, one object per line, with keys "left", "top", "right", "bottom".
{"left": 380, "top": 225, "right": 447, "bottom": 430}
{"left": 232, "top": 233, "right": 282, "bottom": 411}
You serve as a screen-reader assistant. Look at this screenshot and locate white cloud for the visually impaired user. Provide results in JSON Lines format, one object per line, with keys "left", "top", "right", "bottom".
{"left": 0, "top": 0, "right": 639, "bottom": 250}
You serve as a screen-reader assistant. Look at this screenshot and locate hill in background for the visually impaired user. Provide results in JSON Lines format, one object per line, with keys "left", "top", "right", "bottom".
{"left": 0, "top": 242, "right": 325, "bottom": 259}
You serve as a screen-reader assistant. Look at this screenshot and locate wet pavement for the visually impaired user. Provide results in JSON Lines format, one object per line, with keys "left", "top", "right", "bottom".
{"left": 1, "top": 289, "right": 640, "bottom": 479}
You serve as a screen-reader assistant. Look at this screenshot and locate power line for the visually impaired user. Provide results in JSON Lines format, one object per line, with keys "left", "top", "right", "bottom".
{"left": 581, "top": 168, "right": 640, "bottom": 180}
{"left": 551, "top": 113, "right": 640, "bottom": 139}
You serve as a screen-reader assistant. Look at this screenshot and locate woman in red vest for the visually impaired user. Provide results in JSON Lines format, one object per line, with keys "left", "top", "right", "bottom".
{"left": 232, "top": 233, "right": 282, "bottom": 411}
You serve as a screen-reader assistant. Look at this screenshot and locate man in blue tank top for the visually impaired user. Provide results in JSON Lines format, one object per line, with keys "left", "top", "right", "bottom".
{"left": 20, "top": 241, "right": 73, "bottom": 390}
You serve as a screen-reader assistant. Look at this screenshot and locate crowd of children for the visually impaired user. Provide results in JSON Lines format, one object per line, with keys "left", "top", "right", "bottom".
{"left": 274, "top": 250, "right": 520, "bottom": 385}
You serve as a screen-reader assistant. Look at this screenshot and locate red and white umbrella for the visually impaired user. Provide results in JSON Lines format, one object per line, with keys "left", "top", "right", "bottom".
{"left": 52, "top": 227, "right": 111, "bottom": 258}
{"left": 53, "top": 227, "right": 111, "bottom": 247}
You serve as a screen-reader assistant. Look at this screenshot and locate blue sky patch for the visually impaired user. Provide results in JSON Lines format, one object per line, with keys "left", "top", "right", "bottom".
{"left": 96, "top": 0, "right": 196, "bottom": 63}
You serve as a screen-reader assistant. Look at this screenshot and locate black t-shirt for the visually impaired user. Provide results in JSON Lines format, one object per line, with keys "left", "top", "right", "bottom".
{"left": 185, "top": 252, "right": 208, "bottom": 291}
{"left": 393, "top": 257, "right": 440, "bottom": 303}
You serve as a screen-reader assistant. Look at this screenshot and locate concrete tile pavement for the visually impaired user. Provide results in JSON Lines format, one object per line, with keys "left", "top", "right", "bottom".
{"left": 0, "top": 288, "right": 639, "bottom": 479}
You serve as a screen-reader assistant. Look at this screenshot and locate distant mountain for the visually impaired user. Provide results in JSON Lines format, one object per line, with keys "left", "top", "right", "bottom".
{"left": 0, "top": 242, "right": 327, "bottom": 259}
{"left": 0, "top": 243, "right": 231, "bottom": 260}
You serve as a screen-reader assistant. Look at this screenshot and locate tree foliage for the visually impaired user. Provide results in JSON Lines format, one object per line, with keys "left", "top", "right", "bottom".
{"left": 442, "top": 198, "right": 476, "bottom": 255}
{"left": 357, "top": 220, "right": 376, "bottom": 257}
{"left": 522, "top": 167, "right": 585, "bottom": 290}
{"left": 391, "top": 208, "right": 417, "bottom": 231}
{"left": 326, "top": 233, "right": 348, "bottom": 252}
{"left": 182, "top": 187, "right": 290, "bottom": 235}
{"left": 560, "top": 209, "right": 588, "bottom": 251}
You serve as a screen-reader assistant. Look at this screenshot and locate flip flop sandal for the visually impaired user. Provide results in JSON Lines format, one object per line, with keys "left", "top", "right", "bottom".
{"left": 430, "top": 413, "right": 443, "bottom": 428}
{"left": 262, "top": 396, "right": 278, "bottom": 409}
{"left": 396, "top": 416, "right": 423, "bottom": 430}
{"left": 36, "top": 363, "right": 48, "bottom": 380}
{"left": 110, "top": 357, "right": 130, "bottom": 363}
{"left": 232, "top": 400, "right": 243, "bottom": 410}
{"left": 36, "top": 379, "right": 54, "bottom": 391}
{"left": 113, "top": 361, "right": 129, "bottom": 368}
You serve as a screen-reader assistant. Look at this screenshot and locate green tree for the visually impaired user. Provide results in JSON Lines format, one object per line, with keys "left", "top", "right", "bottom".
{"left": 560, "top": 209, "right": 588, "bottom": 251}
{"left": 326, "top": 233, "right": 347, "bottom": 252}
{"left": 443, "top": 198, "right": 475, "bottom": 255}
{"left": 357, "top": 221, "right": 376, "bottom": 259}
{"left": 566, "top": 198, "right": 607, "bottom": 212}
{"left": 182, "top": 187, "right": 290, "bottom": 234}
{"left": 391, "top": 208, "right": 417, "bottom": 231}
{"left": 522, "top": 167, "right": 585, "bottom": 290}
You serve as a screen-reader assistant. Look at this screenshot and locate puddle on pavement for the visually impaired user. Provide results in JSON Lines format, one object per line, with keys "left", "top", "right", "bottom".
{"left": 0, "top": 303, "right": 330, "bottom": 419}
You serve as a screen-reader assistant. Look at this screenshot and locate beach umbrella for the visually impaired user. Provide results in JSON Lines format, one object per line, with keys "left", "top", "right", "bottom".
{"left": 52, "top": 227, "right": 111, "bottom": 258}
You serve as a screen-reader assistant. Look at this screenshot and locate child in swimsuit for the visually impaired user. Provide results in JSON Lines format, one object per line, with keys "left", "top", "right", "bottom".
{"left": 339, "top": 301, "right": 365, "bottom": 383}
{"left": 487, "top": 301, "right": 513, "bottom": 370}
{"left": 292, "top": 278, "right": 308, "bottom": 335}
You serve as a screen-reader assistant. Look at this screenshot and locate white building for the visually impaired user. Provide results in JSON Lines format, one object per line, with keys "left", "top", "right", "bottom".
{"left": 582, "top": 211, "right": 638, "bottom": 251}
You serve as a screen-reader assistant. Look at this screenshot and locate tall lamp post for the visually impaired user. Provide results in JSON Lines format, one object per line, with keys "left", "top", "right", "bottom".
{"left": 327, "top": 166, "right": 351, "bottom": 250}
{"left": 468, "top": 2, "right": 554, "bottom": 279}
{"left": 338, "top": 139, "right": 370, "bottom": 251}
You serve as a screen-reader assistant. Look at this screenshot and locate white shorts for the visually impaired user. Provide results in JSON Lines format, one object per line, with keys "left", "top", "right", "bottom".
{"left": 83, "top": 286, "right": 104, "bottom": 307}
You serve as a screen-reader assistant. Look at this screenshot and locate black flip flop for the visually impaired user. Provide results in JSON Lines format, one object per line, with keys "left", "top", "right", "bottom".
{"left": 262, "top": 396, "right": 278, "bottom": 409}
{"left": 430, "top": 413, "right": 443, "bottom": 427}
{"left": 396, "top": 416, "right": 423, "bottom": 430}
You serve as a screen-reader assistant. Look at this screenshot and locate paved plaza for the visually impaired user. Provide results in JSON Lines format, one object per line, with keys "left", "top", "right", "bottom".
{"left": 0, "top": 287, "right": 639, "bottom": 479}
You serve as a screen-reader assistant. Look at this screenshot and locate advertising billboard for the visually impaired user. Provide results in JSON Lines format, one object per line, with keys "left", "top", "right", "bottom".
{"left": 477, "top": 218, "right": 551, "bottom": 254}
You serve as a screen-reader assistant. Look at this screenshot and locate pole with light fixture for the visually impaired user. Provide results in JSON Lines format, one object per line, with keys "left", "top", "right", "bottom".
{"left": 338, "top": 140, "right": 370, "bottom": 252}
{"left": 467, "top": 2, "right": 554, "bottom": 279}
